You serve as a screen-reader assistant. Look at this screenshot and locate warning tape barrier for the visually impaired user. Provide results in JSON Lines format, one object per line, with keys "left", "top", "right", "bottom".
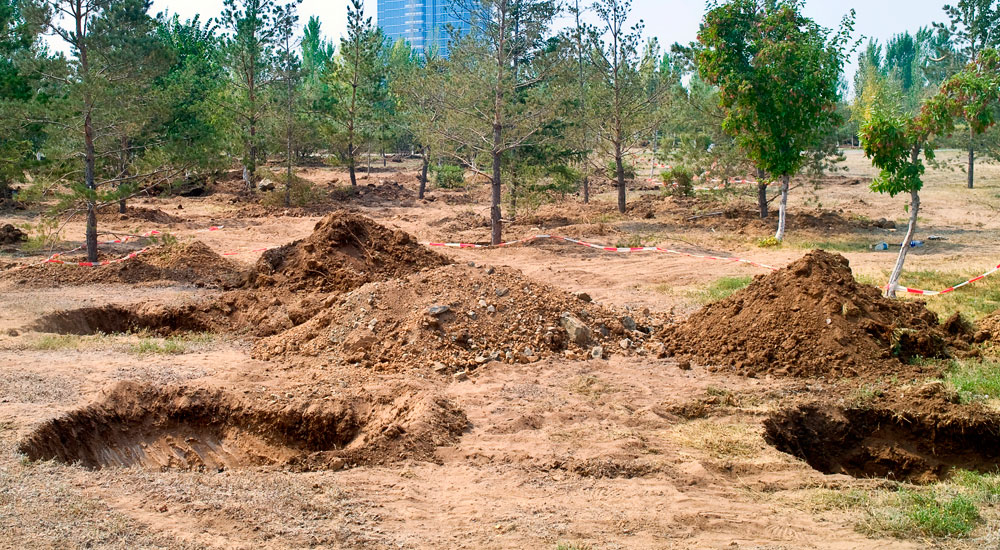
{"left": 891, "top": 262, "right": 1000, "bottom": 296}
{"left": 39, "top": 226, "right": 224, "bottom": 265}
{"left": 426, "top": 235, "right": 780, "bottom": 271}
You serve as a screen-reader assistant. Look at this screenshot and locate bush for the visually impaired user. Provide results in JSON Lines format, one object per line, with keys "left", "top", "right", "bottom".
{"left": 260, "top": 173, "right": 324, "bottom": 207}
{"left": 662, "top": 166, "right": 694, "bottom": 196}
{"left": 605, "top": 160, "right": 636, "bottom": 181}
{"left": 432, "top": 164, "right": 465, "bottom": 189}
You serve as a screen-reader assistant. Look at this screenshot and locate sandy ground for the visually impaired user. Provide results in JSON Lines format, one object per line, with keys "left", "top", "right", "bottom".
{"left": 0, "top": 150, "right": 998, "bottom": 549}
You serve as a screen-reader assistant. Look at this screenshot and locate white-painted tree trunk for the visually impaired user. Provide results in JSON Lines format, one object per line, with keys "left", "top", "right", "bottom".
{"left": 885, "top": 189, "right": 921, "bottom": 298}
{"left": 774, "top": 174, "right": 790, "bottom": 241}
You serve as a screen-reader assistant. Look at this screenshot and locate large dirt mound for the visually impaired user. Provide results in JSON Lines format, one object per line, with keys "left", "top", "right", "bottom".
{"left": 2, "top": 241, "right": 245, "bottom": 289}
{"left": 18, "top": 381, "right": 467, "bottom": 471}
{"left": 764, "top": 382, "right": 1000, "bottom": 483}
{"left": 249, "top": 211, "right": 450, "bottom": 292}
{"left": 662, "top": 250, "right": 948, "bottom": 378}
{"left": 254, "top": 263, "right": 658, "bottom": 371}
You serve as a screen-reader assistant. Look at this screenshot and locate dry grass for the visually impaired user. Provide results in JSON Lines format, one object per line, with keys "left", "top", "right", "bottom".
{"left": 669, "top": 419, "right": 766, "bottom": 460}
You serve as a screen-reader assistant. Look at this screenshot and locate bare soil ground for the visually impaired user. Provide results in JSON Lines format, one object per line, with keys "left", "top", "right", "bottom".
{"left": 0, "top": 150, "right": 999, "bottom": 549}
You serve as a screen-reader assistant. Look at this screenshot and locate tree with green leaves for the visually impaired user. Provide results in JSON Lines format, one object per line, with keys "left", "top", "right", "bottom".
{"left": 325, "top": 0, "right": 383, "bottom": 188}
{"left": 589, "top": 0, "right": 668, "bottom": 214}
{"left": 35, "top": 0, "right": 166, "bottom": 262}
{"left": 441, "top": 0, "right": 561, "bottom": 244}
{"left": 220, "top": 0, "right": 282, "bottom": 190}
{"left": 0, "top": 0, "right": 46, "bottom": 203}
{"left": 860, "top": 49, "right": 1000, "bottom": 297}
{"left": 273, "top": 2, "right": 299, "bottom": 206}
{"left": 390, "top": 40, "right": 443, "bottom": 199}
{"left": 696, "top": 0, "right": 853, "bottom": 241}
{"left": 933, "top": 0, "right": 1000, "bottom": 188}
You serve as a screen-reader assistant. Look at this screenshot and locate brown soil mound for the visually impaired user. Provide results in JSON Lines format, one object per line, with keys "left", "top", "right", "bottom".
{"left": 253, "top": 263, "right": 657, "bottom": 371}
{"left": 980, "top": 312, "right": 1000, "bottom": 340}
{"left": 0, "top": 223, "right": 26, "bottom": 245}
{"left": 18, "top": 381, "right": 466, "bottom": 471}
{"left": 3, "top": 241, "right": 245, "bottom": 289}
{"left": 662, "top": 250, "right": 948, "bottom": 378}
{"left": 249, "top": 211, "right": 450, "bottom": 292}
{"left": 96, "top": 206, "right": 182, "bottom": 224}
{"left": 764, "top": 382, "right": 1000, "bottom": 483}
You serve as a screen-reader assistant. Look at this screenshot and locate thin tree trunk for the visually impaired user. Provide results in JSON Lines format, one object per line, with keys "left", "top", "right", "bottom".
{"left": 348, "top": 138, "right": 357, "bottom": 187}
{"left": 886, "top": 189, "right": 921, "bottom": 298}
{"left": 774, "top": 174, "right": 789, "bottom": 241}
{"left": 615, "top": 146, "right": 626, "bottom": 214}
{"left": 84, "top": 109, "right": 97, "bottom": 263}
{"left": 382, "top": 145, "right": 386, "bottom": 167}
{"left": 968, "top": 130, "right": 975, "bottom": 189}
{"left": 491, "top": 143, "right": 502, "bottom": 246}
{"left": 118, "top": 136, "right": 129, "bottom": 214}
{"left": 583, "top": 174, "right": 590, "bottom": 204}
{"left": 418, "top": 146, "right": 429, "bottom": 200}
{"left": 756, "top": 168, "right": 767, "bottom": 219}
{"left": 367, "top": 142, "right": 372, "bottom": 175}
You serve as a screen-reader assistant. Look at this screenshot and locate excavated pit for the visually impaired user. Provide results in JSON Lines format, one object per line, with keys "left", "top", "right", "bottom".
{"left": 18, "top": 381, "right": 467, "bottom": 471}
{"left": 764, "top": 388, "right": 1000, "bottom": 483}
{"left": 28, "top": 304, "right": 213, "bottom": 336}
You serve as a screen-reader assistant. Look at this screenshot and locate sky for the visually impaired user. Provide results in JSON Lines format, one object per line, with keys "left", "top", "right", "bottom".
{"left": 48, "top": 0, "right": 952, "bottom": 84}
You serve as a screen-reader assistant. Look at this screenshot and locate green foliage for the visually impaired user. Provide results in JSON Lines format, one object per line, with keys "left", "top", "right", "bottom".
{"left": 696, "top": 0, "right": 854, "bottom": 179}
{"left": 260, "top": 173, "right": 323, "bottom": 207}
{"left": 756, "top": 236, "right": 781, "bottom": 248}
{"left": 605, "top": 160, "right": 635, "bottom": 180}
{"left": 693, "top": 276, "right": 752, "bottom": 303}
{"left": 432, "top": 164, "right": 465, "bottom": 189}
{"left": 662, "top": 166, "right": 693, "bottom": 196}
{"left": 892, "top": 489, "right": 979, "bottom": 538}
{"left": 18, "top": 216, "right": 61, "bottom": 252}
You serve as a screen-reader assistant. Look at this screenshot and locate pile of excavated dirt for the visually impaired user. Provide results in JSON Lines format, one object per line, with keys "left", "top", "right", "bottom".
{"left": 18, "top": 381, "right": 467, "bottom": 471}
{"left": 0, "top": 223, "right": 26, "bottom": 245}
{"left": 253, "top": 263, "right": 659, "bottom": 371}
{"left": 662, "top": 250, "right": 950, "bottom": 378}
{"left": 764, "top": 382, "right": 1000, "bottom": 483}
{"left": 3, "top": 241, "right": 245, "bottom": 289}
{"left": 96, "top": 206, "right": 183, "bottom": 224}
{"left": 249, "top": 211, "right": 450, "bottom": 293}
{"left": 980, "top": 312, "right": 1000, "bottom": 341}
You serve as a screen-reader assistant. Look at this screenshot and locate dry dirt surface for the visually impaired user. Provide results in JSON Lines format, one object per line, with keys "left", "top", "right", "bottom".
{"left": 2, "top": 152, "right": 1000, "bottom": 549}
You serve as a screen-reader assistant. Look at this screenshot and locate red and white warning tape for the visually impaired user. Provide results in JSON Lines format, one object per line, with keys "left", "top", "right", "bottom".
{"left": 426, "top": 235, "right": 780, "bottom": 271}
{"left": 891, "top": 262, "right": 1000, "bottom": 296}
{"left": 38, "top": 226, "right": 224, "bottom": 266}
{"left": 41, "top": 247, "right": 153, "bottom": 267}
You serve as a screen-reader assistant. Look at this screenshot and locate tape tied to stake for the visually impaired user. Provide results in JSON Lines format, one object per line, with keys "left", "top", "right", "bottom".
{"left": 890, "top": 262, "right": 1000, "bottom": 296}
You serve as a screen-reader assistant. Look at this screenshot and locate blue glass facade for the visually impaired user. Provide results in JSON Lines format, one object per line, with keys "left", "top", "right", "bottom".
{"left": 377, "top": 0, "right": 469, "bottom": 56}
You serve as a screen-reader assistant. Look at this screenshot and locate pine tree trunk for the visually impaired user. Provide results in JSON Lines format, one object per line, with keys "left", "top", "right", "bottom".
{"left": 886, "top": 189, "right": 921, "bottom": 298}
{"left": 491, "top": 130, "right": 503, "bottom": 245}
{"left": 774, "top": 174, "right": 789, "bottom": 241}
{"left": 118, "top": 136, "right": 129, "bottom": 215}
{"left": 418, "top": 148, "right": 429, "bottom": 200}
{"left": 583, "top": 174, "right": 590, "bottom": 204}
{"left": 84, "top": 110, "right": 98, "bottom": 263}
{"left": 757, "top": 183, "right": 768, "bottom": 219}
{"left": 348, "top": 138, "right": 357, "bottom": 187}
{"left": 615, "top": 146, "right": 626, "bottom": 214}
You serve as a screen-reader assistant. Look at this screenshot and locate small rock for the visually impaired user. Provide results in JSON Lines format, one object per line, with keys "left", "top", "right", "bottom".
{"left": 478, "top": 299, "right": 488, "bottom": 308}
{"left": 495, "top": 287, "right": 510, "bottom": 298}
{"left": 575, "top": 292, "right": 592, "bottom": 303}
{"left": 621, "top": 315, "right": 637, "bottom": 332}
{"left": 619, "top": 338, "right": 632, "bottom": 350}
{"left": 485, "top": 266, "right": 496, "bottom": 275}
{"left": 467, "top": 261, "right": 477, "bottom": 267}
{"left": 433, "top": 361, "right": 448, "bottom": 373}
{"left": 427, "top": 305, "right": 450, "bottom": 316}
{"left": 486, "top": 305, "right": 496, "bottom": 313}
{"left": 475, "top": 355, "right": 490, "bottom": 365}
{"left": 560, "top": 313, "right": 592, "bottom": 346}
{"left": 974, "top": 330, "right": 991, "bottom": 343}
{"left": 467, "top": 311, "right": 478, "bottom": 320}
{"left": 590, "top": 346, "right": 604, "bottom": 360}
{"left": 453, "top": 370, "right": 469, "bottom": 381}
{"left": 677, "top": 360, "right": 692, "bottom": 371}
{"left": 5, "top": 329, "right": 18, "bottom": 337}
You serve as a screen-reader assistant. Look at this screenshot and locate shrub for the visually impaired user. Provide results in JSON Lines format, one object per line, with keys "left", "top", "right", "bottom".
{"left": 432, "top": 164, "right": 465, "bottom": 188}
{"left": 663, "top": 166, "right": 694, "bottom": 196}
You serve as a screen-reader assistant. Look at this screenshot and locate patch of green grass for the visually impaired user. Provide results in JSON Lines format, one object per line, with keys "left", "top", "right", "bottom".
{"left": 942, "top": 358, "right": 1000, "bottom": 404}
{"left": 27, "top": 331, "right": 214, "bottom": 355}
{"left": 884, "top": 269, "right": 1000, "bottom": 322}
{"left": 690, "top": 275, "right": 753, "bottom": 303}
{"left": 893, "top": 490, "right": 979, "bottom": 538}
{"left": 30, "top": 334, "right": 85, "bottom": 351}
{"left": 791, "top": 239, "right": 870, "bottom": 252}
{"left": 756, "top": 236, "right": 781, "bottom": 248}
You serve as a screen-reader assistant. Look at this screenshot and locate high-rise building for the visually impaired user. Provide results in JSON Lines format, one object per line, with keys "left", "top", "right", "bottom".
{"left": 377, "top": 0, "right": 470, "bottom": 56}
